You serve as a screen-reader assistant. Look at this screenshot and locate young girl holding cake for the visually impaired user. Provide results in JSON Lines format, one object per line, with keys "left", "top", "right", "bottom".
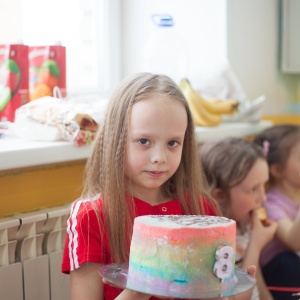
{"left": 61, "top": 72, "right": 257, "bottom": 300}
{"left": 200, "top": 137, "right": 277, "bottom": 300}
{"left": 61, "top": 72, "right": 216, "bottom": 300}
{"left": 254, "top": 125, "right": 300, "bottom": 300}
{"left": 62, "top": 73, "right": 257, "bottom": 300}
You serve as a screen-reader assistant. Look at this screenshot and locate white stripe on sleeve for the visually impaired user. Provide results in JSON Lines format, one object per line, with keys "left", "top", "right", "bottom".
{"left": 67, "top": 200, "right": 83, "bottom": 271}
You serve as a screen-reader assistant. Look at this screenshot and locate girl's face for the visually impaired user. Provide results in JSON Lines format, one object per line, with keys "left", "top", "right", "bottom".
{"left": 228, "top": 158, "right": 269, "bottom": 224}
{"left": 277, "top": 140, "right": 300, "bottom": 191}
{"left": 125, "top": 95, "right": 187, "bottom": 202}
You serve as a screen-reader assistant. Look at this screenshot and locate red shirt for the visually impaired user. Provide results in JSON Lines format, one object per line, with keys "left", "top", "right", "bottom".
{"left": 62, "top": 196, "right": 216, "bottom": 299}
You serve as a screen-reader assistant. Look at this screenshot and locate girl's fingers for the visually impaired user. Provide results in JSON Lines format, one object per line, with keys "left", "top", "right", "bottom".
{"left": 247, "top": 265, "right": 256, "bottom": 278}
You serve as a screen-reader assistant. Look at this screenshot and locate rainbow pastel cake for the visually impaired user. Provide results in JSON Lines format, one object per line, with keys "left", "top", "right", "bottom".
{"left": 127, "top": 215, "right": 237, "bottom": 295}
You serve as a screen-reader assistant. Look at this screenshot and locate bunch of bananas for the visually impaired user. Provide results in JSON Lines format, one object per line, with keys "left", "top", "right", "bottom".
{"left": 179, "top": 78, "right": 239, "bottom": 126}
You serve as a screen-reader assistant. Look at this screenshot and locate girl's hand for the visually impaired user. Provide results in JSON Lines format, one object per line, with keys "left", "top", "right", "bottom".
{"left": 250, "top": 209, "right": 277, "bottom": 251}
{"left": 102, "top": 277, "right": 151, "bottom": 300}
{"left": 114, "top": 289, "right": 151, "bottom": 300}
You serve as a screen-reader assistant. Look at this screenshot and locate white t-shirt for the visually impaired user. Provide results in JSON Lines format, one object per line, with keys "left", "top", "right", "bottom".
{"left": 236, "top": 227, "right": 260, "bottom": 300}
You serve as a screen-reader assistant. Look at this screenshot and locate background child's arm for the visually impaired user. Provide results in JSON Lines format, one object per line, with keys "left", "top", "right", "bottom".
{"left": 256, "top": 266, "right": 273, "bottom": 300}
{"left": 238, "top": 212, "right": 277, "bottom": 300}
{"left": 276, "top": 209, "right": 300, "bottom": 251}
{"left": 242, "top": 211, "right": 277, "bottom": 269}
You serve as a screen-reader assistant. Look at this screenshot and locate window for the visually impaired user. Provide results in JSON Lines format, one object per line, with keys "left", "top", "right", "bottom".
{"left": 0, "top": 0, "right": 121, "bottom": 96}
{"left": 2, "top": 0, "right": 227, "bottom": 96}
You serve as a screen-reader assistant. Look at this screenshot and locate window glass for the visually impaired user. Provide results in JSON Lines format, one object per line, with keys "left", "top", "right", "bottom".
{"left": 21, "top": 0, "right": 103, "bottom": 94}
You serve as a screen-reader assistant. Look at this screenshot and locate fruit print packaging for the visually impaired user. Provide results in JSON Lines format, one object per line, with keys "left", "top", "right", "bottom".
{"left": 0, "top": 44, "right": 29, "bottom": 122}
{"left": 29, "top": 45, "right": 66, "bottom": 101}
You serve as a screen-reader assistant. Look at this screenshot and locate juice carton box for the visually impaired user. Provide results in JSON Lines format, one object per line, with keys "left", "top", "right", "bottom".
{"left": 0, "top": 44, "right": 29, "bottom": 122}
{"left": 29, "top": 45, "right": 66, "bottom": 101}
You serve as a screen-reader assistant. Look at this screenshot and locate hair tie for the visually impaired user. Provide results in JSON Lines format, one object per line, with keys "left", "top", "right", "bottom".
{"left": 263, "top": 140, "right": 270, "bottom": 156}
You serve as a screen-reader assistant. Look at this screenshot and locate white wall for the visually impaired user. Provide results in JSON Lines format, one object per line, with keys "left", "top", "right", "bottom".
{"left": 227, "top": 0, "right": 300, "bottom": 114}
{"left": 0, "top": 0, "right": 22, "bottom": 43}
{"left": 121, "top": 0, "right": 227, "bottom": 86}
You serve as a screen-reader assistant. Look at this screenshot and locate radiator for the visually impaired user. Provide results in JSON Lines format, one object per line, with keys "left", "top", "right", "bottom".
{"left": 0, "top": 205, "right": 71, "bottom": 300}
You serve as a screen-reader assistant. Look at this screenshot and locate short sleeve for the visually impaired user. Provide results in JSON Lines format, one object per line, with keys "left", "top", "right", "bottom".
{"left": 61, "top": 199, "right": 109, "bottom": 273}
{"left": 264, "top": 200, "right": 288, "bottom": 221}
{"left": 265, "top": 188, "right": 295, "bottom": 221}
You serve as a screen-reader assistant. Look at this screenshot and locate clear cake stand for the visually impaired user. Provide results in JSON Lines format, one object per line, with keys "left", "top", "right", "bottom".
{"left": 99, "top": 262, "right": 256, "bottom": 299}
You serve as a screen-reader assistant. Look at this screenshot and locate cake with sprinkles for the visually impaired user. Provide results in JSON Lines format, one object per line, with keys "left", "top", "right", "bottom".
{"left": 127, "top": 215, "right": 237, "bottom": 295}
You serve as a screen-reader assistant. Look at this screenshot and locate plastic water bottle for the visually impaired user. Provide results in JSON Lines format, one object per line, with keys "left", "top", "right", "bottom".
{"left": 141, "top": 14, "right": 188, "bottom": 85}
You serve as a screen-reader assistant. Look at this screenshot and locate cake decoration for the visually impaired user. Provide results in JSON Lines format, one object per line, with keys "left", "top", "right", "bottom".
{"left": 214, "top": 245, "right": 235, "bottom": 280}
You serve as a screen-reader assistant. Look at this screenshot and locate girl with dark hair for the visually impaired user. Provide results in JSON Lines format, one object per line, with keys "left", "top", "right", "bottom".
{"left": 254, "top": 125, "right": 300, "bottom": 300}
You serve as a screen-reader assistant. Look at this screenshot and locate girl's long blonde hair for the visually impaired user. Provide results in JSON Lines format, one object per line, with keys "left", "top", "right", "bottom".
{"left": 83, "top": 72, "right": 218, "bottom": 262}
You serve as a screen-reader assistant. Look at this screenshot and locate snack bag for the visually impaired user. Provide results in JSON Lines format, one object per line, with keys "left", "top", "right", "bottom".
{"left": 14, "top": 96, "right": 100, "bottom": 146}
{"left": 29, "top": 45, "right": 66, "bottom": 101}
{"left": 0, "top": 44, "right": 29, "bottom": 122}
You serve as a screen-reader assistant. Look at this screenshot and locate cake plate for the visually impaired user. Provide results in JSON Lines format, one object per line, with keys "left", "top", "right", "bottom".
{"left": 99, "top": 263, "right": 256, "bottom": 299}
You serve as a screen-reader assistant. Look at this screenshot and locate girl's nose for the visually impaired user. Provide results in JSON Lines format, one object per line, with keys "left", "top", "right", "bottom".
{"left": 258, "top": 186, "right": 267, "bottom": 203}
{"left": 151, "top": 147, "right": 167, "bottom": 164}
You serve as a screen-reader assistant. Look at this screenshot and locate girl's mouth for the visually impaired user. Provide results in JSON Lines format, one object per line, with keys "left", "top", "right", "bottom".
{"left": 146, "top": 170, "right": 165, "bottom": 178}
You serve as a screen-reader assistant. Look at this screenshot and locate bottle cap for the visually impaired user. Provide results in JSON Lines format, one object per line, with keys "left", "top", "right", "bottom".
{"left": 152, "top": 14, "right": 173, "bottom": 27}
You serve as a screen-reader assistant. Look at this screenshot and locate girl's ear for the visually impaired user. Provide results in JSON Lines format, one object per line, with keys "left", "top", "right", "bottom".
{"left": 211, "top": 188, "right": 230, "bottom": 217}
{"left": 269, "top": 164, "right": 282, "bottom": 179}
{"left": 211, "top": 188, "right": 226, "bottom": 204}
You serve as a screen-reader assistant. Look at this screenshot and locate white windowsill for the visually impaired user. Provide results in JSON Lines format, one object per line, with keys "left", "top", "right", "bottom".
{"left": 195, "top": 120, "right": 272, "bottom": 143}
{"left": 0, "top": 120, "right": 272, "bottom": 171}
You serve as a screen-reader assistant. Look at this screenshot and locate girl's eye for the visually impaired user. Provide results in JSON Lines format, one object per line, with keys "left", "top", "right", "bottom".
{"left": 251, "top": 186, "right": 259, "bottom": 193}
{"left": 138, "top": 139, "right": 150, "bottom": 145}
{"left": 168, "top": 140, "right": 179, "bottom": 147}
{"left": 244, "top": 186, "right": 256, "bottom": 193}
